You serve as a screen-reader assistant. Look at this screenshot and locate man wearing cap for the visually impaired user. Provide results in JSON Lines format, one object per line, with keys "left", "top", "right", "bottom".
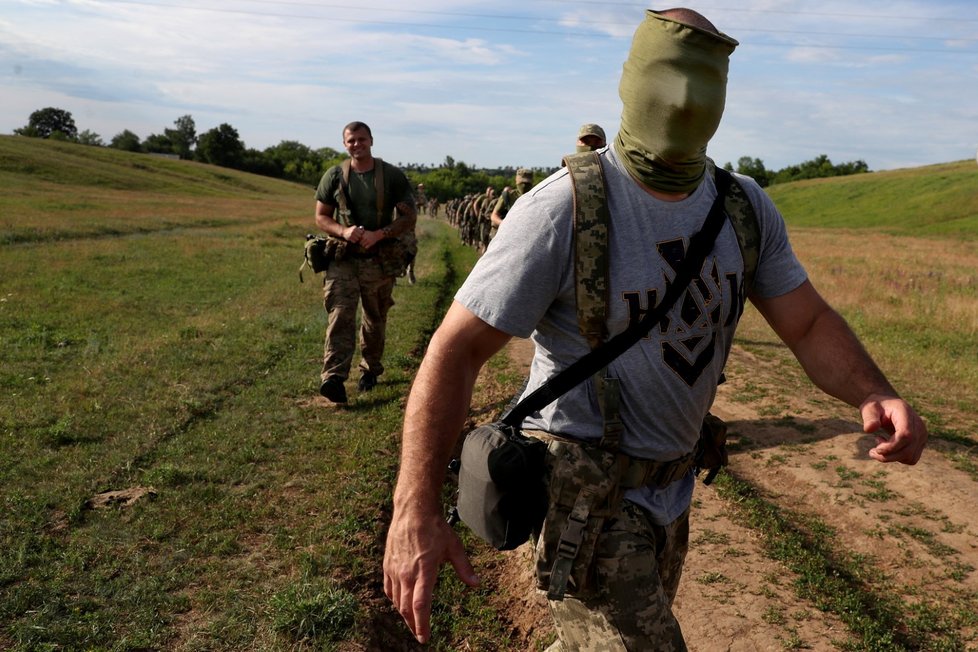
{"left": 384, "top": 8, "right": 927, "bottom": 649}
{"left": 313, "top": 121, "right": 416, "bottom": 404}
{"left": 490, "top": 168, "right": 534, "bottom": 237}
{"left": 577, "top": 123, "right": 607, "bottom": 152}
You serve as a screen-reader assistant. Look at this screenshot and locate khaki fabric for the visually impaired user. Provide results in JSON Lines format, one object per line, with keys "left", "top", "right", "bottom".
{"left": 321, "top": 257, "right": 395, "bottom": 380}
{"left": 544, "top": 502, "right": 690, "bottom": 651}
{"left": 615, "top": 10, "right": 737, "bottom": 194}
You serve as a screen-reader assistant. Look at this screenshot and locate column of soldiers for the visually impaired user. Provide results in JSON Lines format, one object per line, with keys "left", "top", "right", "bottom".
{"left": 441, "top": 188, "right": 493, "bottom": 252}
{"left": 440, "top": 178, "right": 531, "bottom": 253}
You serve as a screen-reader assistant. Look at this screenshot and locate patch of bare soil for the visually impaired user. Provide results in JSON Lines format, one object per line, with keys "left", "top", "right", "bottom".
{"left": 475, "top": 338, "right": 978, "bottom": 651}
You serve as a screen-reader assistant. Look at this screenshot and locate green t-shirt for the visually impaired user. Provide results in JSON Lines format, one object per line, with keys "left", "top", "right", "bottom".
{"left": 315, "top": 159, "right": 414, "bottom": 231}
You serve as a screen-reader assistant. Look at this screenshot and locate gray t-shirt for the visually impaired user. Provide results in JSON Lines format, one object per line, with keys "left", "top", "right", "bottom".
{"left": 455, "top": 146, "right": 807, "bottom": 523}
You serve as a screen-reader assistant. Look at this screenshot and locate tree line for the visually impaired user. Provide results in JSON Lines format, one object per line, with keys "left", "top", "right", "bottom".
{"left": 13, "top": 107, "right": 868, "bottom": 199}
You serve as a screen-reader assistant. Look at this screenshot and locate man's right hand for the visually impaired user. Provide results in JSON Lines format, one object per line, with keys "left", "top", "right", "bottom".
{"left": 382, "top": 302, "right": 510, "bottom": 643}
{"left": 383, "top": 509, "right": 479, "bottom": 643}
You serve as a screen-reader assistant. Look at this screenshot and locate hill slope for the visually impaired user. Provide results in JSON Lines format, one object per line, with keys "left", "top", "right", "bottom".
{"left": 0, "top": 135, "right": 311, "bottom": 244}
{"left": 765, "top": 159, "right": 978, "bottom": 237}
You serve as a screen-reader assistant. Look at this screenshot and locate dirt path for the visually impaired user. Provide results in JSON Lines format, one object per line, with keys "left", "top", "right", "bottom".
{"left": 483, "top": 338, "right": 978, "bottom": 651}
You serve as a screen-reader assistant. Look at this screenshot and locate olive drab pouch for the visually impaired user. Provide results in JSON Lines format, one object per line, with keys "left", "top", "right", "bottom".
{"left": 535, "top": 439, "right": 623, "bottom": 600}
{"left": 695, "top": 411, "right": 729, "bottom": 485}
{"left": 456, "top": 423, "right": 548, "bottom": 551}
{"left": 299, "top": 235, "right": 347, "bottom": 282}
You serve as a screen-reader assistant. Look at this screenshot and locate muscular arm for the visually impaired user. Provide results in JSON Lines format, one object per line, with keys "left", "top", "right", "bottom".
{"left": 387, "top": 201, "right": 417, "bottom": 238}
{"left": 751, "top": 280, "right": 927, "bottom": 465}
{"left": 383, "top": 301, "right": 512, "bottom": 643}
{"left": 315, "top": 200, "right": 360, "bottom": 241}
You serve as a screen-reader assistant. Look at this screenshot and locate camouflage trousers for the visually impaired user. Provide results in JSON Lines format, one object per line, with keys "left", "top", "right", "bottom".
{"left": 537, "top": 445, "right": 690, "bottom": 652}
{"left": 321, "top": 256, "right": 395, "bottom": 381}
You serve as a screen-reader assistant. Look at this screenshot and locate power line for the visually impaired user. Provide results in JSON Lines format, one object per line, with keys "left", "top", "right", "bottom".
{"left": 83, "top": 0, "right": 978, "bottom": 53}
{"left": 544, "top": 0, "right": 978, "bottom": 23}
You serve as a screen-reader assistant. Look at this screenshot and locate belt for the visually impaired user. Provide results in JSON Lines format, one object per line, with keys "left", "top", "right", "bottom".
{"left": 523, "top": 429, "right": 696, "bottom": 490}
{"left": 618, "top": 449, "right": 696, "bottom": 489}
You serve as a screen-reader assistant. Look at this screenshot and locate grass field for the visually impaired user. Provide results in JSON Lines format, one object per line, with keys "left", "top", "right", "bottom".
{"left": 1, "top": 137, "right": 976, "bottom": 650}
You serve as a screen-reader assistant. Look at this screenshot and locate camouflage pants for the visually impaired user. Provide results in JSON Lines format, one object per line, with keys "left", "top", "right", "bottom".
{"left": 321, "top": 256, "right": 395, "bottom": 381}
{"left": 542, "top": 501, "right": 690, "bottom": 651}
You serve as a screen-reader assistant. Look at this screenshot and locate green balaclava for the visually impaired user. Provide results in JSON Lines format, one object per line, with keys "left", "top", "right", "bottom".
{"left": 615, "top": 10, "right": 738, "bottom": 194}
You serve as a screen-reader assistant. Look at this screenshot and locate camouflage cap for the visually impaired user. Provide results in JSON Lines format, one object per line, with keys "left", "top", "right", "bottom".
{"left": 516, "top": 168, "right": 532, "bottom": 182}
{"left": 577, "top": 123, "right": 606, "bottom": 142}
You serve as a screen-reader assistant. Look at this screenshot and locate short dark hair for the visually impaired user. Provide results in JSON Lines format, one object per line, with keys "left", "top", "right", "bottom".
{"left": 656, "top": 8, "right": 720, "bottom": 35}
{"left": 343, "top": 121, "right": 372, "bottom": 138}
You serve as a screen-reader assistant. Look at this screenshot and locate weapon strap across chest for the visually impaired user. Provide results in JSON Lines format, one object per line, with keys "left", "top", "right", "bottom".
{"left": 500, "top": 157, "right": 733, "bottom": 432}
{"left": 564, "top": 151, "right": 759, "bottom": 352}
{"left": 337, "top": 158, "right": 385, "bottom": 226}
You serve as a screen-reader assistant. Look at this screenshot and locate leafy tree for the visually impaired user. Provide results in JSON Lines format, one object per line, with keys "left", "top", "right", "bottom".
{"left": 15, "top": 107, "right": 78, "bottom": 139}
{"left": 77, "top": 130, "right": 104, "bottom": 146}
{"left": 110, "top": 130, "right": 142, "bottom": 152}
{"left": 239, "top": 148, "right": 281, "bottom": 177}
{"left": 142, "top": 133, "right": 174, "bottom": 154}
{"left": 770, "top": 154, "right": 869, "bottom": 185}
{"left": 732, "top": 156, "right": 771, "bottom": 187}
{"left": 196, "top": 123, "right": 245, "bottom": 168}
{"left": 165, "top": 115, "right": 197, "bottom": 159}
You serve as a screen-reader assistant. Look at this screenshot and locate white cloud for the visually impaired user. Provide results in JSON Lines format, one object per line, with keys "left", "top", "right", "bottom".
{"left": 2, "top": 0, "right": 976, "bottom": 170}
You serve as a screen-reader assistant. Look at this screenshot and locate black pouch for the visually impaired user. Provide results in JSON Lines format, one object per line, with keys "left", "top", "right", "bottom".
{"left": 695, "top": 412, "right": 729, "bottom": 485}
{"left": 456, "top": 423, "right": 548, "bottom": 550}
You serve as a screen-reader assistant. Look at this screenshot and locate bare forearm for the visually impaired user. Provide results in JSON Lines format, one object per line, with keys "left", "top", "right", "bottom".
{"left": 394, "top": 342, "right": 479, "bottom": 513}
{"left": 788, "top": 307, "right": 897, "bottom": 407}
{"left": 314, "top": 201, "right": 347, "bottom": 238}
{"left": 392, "top": 304, "right": 511, "bottom": 515}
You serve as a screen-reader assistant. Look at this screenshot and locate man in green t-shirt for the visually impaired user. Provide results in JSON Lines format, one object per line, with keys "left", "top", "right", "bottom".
{"left": 313, "top": 121, "right": 416, "bottom": 403}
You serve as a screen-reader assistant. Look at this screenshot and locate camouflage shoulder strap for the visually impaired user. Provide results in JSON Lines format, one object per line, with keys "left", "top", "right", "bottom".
{"left": 563, "top": 151, "right": 611, "bottom": 352}
{"left": 563, "top": 154, "right": 760, "bottom": 352}
{"left": 338, "top": 158, "right": 386, "bottom": 225}
{"left": 707, "top": 159, "right": 759, "bottom": 294}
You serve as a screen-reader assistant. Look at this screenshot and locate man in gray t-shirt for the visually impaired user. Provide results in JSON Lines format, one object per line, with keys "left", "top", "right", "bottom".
{"left": 384, "top": 8, "right": 927, "bottom": 650}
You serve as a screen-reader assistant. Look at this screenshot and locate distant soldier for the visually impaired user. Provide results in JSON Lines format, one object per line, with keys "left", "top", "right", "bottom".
{"left": 474, "top": 186, "right": 496, "bottom": 252}
{"left": 415, "top": 183, "right": 428, "bottom": 215}
{"left": 490, "top": 168, "right": 533, "bottom": 238}
{"left": 576, "top": 123, "right": 607, "bottom": 152}
{"left": 561, "top": 123, "right": 609, "bottom": 167}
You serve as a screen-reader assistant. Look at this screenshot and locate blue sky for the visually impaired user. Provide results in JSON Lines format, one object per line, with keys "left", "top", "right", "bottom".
{"left": 2, "top": 0, "right": 977, "bottom": 172}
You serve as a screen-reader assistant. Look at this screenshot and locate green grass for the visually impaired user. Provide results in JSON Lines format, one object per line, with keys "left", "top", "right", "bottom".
{"left": 766, "top": 160, "right": 978, "bottom": 238}
{"left": 2, "top": 137, "right": 977, "bottom": 650}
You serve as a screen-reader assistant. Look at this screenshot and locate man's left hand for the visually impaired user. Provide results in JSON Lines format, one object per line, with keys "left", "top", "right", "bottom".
{"left": 860, "top": 394, "right": 928, "bottom": 465}
{"left": 360, "top": 229, "right": 386, "bottom": 250}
